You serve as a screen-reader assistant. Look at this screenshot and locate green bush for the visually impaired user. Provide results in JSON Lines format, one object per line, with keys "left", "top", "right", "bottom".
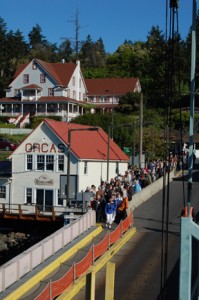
{"left": 28, "top": 116, "right": 62, "bottom": 129}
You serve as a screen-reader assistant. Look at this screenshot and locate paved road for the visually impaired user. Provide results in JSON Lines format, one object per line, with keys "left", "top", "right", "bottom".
{"left": 73, "top": 168, "right": 199, "bottom": 300}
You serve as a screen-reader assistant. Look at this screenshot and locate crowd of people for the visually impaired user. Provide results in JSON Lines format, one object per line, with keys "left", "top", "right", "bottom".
{"left": 85, "top": 159, "right": 170, "bottom": 228}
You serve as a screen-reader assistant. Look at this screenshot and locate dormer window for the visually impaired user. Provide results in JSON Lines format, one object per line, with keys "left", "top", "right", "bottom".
{"left": 32, "top": 63, "right": 37, "bottom": 70}
{"left": 40, "top": 74, "right": 46, "bottom": 83}
{"left": 23, "top": 74, "right": 29, "bottom": 84}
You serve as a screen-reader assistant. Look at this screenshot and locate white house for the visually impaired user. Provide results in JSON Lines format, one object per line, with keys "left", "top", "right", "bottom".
{"left": 0, "top": 58, "right": 141, "bottom": 124}
{"left": 1, "top": 59, "right": 87, "bottom": 122}
{"left": 0, "top": 119, "right": 129, "bottom": 212}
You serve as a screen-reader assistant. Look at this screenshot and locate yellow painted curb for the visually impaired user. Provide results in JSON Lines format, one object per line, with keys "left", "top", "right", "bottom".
{"left": 57, "top": 226, "right": 137, "bottom": 300}
{"left": 4, "top": 226, "right": 103, "bottom": 300}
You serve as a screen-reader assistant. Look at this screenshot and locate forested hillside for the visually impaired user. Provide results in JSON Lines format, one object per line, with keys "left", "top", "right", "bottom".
{"left": 0, "top": 13, "right": 199, "bottom": 161}
{"left": 1, "top": 13, "right": 199, "bottom": 108}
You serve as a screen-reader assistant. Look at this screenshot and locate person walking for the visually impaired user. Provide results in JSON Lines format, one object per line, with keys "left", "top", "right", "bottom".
{"left": 105, "top": 196, "right": 116, "bottom": 228}
{"left": 115, "top": 192, "right": 129, "bottom": 223}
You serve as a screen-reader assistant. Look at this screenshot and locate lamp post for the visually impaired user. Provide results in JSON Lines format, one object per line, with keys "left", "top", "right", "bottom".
{"left": 106, "top": 122, "right": 135, "bottom": 183}
{"left": 111, "top": 95, "right": 114, "bottom": 139}
{"left": 67, "top": 127, "right": 99, "bottom": 207}
{"left": 106, "top": 125, "right": 111, "bottom": 182}
{"left": 139, "top": 93, "right": 143, "bottom": 168}
{"left": 105, "top": 90, "right": 114, "bottom": 139}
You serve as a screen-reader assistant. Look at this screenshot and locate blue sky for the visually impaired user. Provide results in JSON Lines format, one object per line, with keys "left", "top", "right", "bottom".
{"left": 1, "top": 0, "right": 194, "bottom": 53}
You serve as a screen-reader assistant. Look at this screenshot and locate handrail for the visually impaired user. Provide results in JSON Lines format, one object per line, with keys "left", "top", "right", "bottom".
{"left": 35, "top": 211, "right": 133, "bottom": 300}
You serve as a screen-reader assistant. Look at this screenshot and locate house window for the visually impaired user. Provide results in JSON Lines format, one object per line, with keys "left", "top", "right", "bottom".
{"left": 27, "top": 154, "right": 33, "bottom": 170}
{"left": 46, "top": 155, "right": 54, "bottom": 171}
{"left": 26, "top": 188, "right": 32, "bottom": 204}
{"left": 48, "top": 88, "right": 54, "bottom": 96}
{"left": 32, "top": 63, "right": 37, "bottom": 70}
{"left": 14, "top": 89, "right": 20, "bottom": 97}
{"left": 40, "top": 74, "right": 46, "bottom": 83}
{"left": 0, "top": 186, "right": 6, "bottom": 198}
{"left": 58, "top": 155, "right": 64, "bottom": 171}
{"left": 67, "top": 89, "right": 70, "bottom": 97}
{"left": 79, "top": 78, "right": 81, "bottom": 88}
{"left": 37, "top": 155, "right": 45, "bottom": 171}
{"left": 73, "top": 91, "right": 76, "bottom": 99}
{"left": 195, "top": 143, "right": 199, "bottom": 150}
{"left": 36, "top": 155, "right": 55, "bottom": 171}
{"left": 116, "top": 162, "right": 119, "bottom": 175}
{"left": 84, "top": 161, "right": 88, "bottom": 175}
{"left": 57, "top": 189, "right": 63, "bottom": 205}
{"left": 23, "top": 74, "right": 29, "bottom": 84}
{"left": 79, "top": 92, "right": 81, "bottom": 100}
{"left": 72, "top": 76, "right": 75, "bottom": 86}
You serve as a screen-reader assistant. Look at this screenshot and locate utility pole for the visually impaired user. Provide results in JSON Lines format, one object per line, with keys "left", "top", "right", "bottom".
{"left": 139, "top": 93, "right": 143, "bottom": 168}
{"left": 64, "top": 8, "right": 81, "bottom": 58}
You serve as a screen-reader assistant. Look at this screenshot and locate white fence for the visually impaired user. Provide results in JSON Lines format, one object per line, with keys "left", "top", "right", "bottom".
{"left": 0, "top": 210, "right": 96, "bottom": 292}
{"left": 0, "top": 128, "right": 32, "bottom": 135}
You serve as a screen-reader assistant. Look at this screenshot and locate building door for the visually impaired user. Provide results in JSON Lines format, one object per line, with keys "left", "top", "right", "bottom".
{"left": 36, "top": 189, "right": 53, "bottom": 212}
{"left": 60, "top": 175, "right": 77, "bottom": 205}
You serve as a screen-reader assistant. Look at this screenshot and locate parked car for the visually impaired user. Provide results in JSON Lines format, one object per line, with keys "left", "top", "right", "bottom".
{"left": 0, "top": 138, "right": 17, "bottom": 151}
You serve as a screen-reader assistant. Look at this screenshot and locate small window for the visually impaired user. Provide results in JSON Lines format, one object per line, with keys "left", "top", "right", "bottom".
{"left": 27, "top": 154, "right": 33, "bottom": 170}
{"left": 14, "top": 89, "right": 20, "bottom": 97}
{"left": 0, "top": 186, "right": 6, "bottom": 198}
{"left": 46, "top": 155, "right": 54, "bottom": 171}
{"left": 72, "top": 76, "right": 75, "bottom": 86}
{"left": 48, "top": 88, "right": 54, "bottom": 96}
{"left": 73, "top": 91, "right": 76, "bottom": 99}
{"left": 23, "top": 74, "right": 29, "bottom": 84}
{"left": 84, "top": 161, "right": 88, "bottom": 175}
{"left": 26, "top": 188, "right": 32, "bottom": 204}
{"left": 40, "top": 74, "right": 46, "bottom": 83}
{"left": 79, "top": 92, "right": 81, "bottom": 100}
{"left": 58, "top": 155, "right": 64, "bottom": 171}
{"left": 195, "top": 143, "right": 199, "bottom": 150}
{"left": 116, "top": 162, "right": 119, "bottom": 175}
{"left": 32, "top": 63, "right": 37, "bottom": 70}
{"left": 79, "top": 78, "right": 81, "bottom": 88}
{"left": 37, "top": 155, "right": 45, "bottom": 171}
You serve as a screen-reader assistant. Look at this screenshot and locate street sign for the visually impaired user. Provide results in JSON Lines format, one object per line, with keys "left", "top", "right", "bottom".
{"left": 123, "top": 147, "right": 132, "bottom": 155}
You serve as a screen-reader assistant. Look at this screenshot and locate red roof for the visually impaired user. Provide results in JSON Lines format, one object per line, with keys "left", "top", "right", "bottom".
{"left": 85, "top": 78, "right": 140, "bottom": 95}
{"left": 0, "top": 96, "right": 85, "bottom": 105}
{"left": 37, "top": 59, "right": 76, "bottom": 86}
{"left": 12, "top": 59, "right": 76, "bottom": 86}
{"left": 21, "top": 84, "right": 42, "bottom": 90}
{"left": 44, "top": 119, "right": 129, "bottom": 161}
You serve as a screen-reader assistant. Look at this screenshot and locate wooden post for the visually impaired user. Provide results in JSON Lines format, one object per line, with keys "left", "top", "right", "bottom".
{"left": 85, "top": 272, "right": 96, "bottom": 300}
{"left": 105, "top": 262, "right": 115, "bottom": 300}
{"left": 19, "top": 205, "right": 22, "bottom": 219}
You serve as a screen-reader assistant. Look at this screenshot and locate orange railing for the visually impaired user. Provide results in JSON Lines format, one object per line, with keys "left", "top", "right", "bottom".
{"left": 35, "top": 211, "right": 134, "bottom": 300}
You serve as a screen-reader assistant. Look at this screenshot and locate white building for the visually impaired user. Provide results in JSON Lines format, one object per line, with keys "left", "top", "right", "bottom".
{"left": 0, "top": 58, "right": 141, "bottom": 125}
{"left": 0, "top": 119, "right": 129, "bottom": 212}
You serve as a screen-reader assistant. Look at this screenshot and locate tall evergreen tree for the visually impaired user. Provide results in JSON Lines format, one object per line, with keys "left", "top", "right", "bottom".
{"left": 0, "top": 18, "right": 9, "bottom": 97}
{"left": 57, "top": 39, "right": 73, "bottom": 62}
{"left": 28, "top": 24, "right": 57, "bottom": 61}
{"left": 28, "top": 24, "right": 47, "bottom": 49}
{"left": 145, "top": 26, "right": 167, "bottom": 107}
{"left": 79, "top": 35, "right": 106, "bottom": 68}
